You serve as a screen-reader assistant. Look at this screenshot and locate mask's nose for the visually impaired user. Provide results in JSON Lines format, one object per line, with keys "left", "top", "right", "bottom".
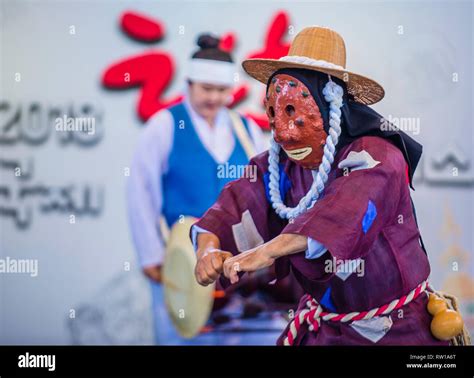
{"left": 273, "top": 125, "right": 297, "bottom": 146}
{"left": 271, "top": 104, "right": 299, "bottom": 146}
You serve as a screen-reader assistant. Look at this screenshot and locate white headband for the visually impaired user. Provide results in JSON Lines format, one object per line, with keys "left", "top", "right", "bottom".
{"left": 186, "top": 58, "right": 236, "bottom": 86}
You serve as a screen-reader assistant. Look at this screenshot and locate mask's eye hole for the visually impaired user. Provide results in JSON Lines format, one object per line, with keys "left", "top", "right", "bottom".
{"left": 285, "top": 105, "right": 295, "bottom": 117}
{"left": 268, "top": 106, "right": 275, "bottom": 118}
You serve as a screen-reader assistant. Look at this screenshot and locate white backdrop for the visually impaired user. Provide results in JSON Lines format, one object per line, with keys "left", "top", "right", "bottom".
{"left": 0, "top": 0, "right": 473, "bottom": 344}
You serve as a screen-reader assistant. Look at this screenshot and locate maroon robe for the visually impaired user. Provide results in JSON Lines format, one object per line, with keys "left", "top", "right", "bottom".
{"left": 193, "top": 135, "right": 447, "bottom": 345}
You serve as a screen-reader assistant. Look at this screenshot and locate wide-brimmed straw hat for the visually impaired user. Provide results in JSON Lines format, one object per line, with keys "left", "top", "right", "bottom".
{"left": 242, "top": 26, "right": 384, "bottom": 105}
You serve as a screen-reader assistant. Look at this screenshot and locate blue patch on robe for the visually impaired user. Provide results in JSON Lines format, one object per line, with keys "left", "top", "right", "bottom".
{"left": 263, "top": 163, "right": 292, "bottom": 204}
{"left": 320, "top": 287, "right": 336, "bottom": 312}
{"left": 362, "top": 200, "right": 377, "bottom": 234}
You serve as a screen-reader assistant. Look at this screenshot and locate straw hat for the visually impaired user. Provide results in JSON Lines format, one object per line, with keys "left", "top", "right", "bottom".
{"left": 162, "top": 216, "right": 215, "bottom": 338}
{"left": 242, "top": 26, "right": 384, "bottom": 105}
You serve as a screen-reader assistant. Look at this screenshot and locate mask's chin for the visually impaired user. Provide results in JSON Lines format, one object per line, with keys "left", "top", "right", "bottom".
{"left": 282, "top": 146, "right": 323, "bottom": 169}
{"left": 288, "top": 153, "right": 323, "bottom": 169}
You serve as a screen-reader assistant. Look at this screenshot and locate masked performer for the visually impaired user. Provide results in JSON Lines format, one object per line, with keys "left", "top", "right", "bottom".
{"left": 192, "top": 26, "right": 464, "bottom": 345}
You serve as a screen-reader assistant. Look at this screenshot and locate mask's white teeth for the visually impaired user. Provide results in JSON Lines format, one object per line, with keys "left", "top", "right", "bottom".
{"left": 283, "top": 147, "right": 313, "bottom": 160}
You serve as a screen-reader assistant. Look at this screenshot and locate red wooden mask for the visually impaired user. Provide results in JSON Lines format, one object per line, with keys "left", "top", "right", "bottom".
{"left": 264, "top": 74, "right": 327, "bottom": 169}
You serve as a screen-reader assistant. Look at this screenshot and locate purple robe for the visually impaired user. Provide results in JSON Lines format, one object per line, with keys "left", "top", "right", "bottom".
{"left": 193, "top": 135, "right": 447, "bottom": 345}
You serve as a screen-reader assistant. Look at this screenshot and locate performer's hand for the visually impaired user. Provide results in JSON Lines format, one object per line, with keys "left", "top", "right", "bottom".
{"left": 223, "top": 247, "right": 275, "bottom": 285}
{"left": 195, "top": 232, "right": 231, "bottom": 286}
{"left": 195, "top": 249, "right": 233, "bottom": 286}
{"left": 143, "top": 264, "right": 163, "bottom": 283}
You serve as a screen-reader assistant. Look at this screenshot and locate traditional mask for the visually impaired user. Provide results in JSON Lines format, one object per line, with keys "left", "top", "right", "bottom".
{"left": 264, "top": 74, "right": 327, "bottom": 169}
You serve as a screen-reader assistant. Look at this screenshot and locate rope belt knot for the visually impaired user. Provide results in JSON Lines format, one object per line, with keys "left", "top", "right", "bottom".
{"left": 283, "top": 280, "right": 428, "bottom": 346}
